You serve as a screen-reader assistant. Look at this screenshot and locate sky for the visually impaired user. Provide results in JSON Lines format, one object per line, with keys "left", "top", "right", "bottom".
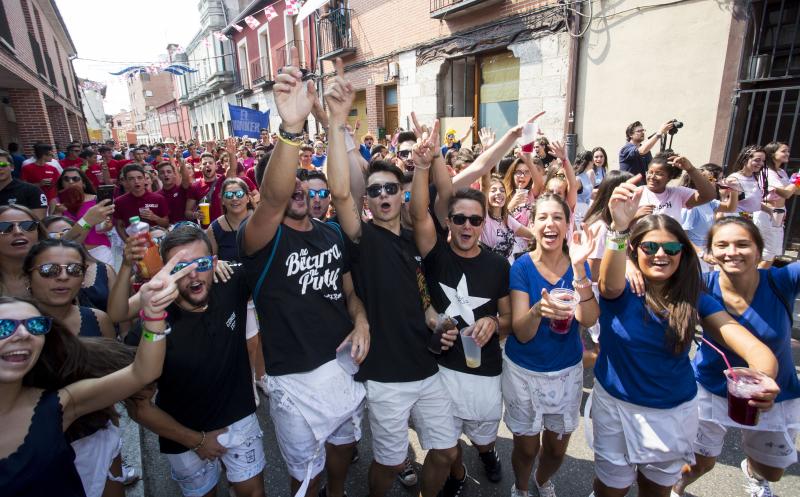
{"left": 56, "top": 0, "right": 201, "bottom": 115}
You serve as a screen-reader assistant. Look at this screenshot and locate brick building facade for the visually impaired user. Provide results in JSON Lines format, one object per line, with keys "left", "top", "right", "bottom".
{"left": 0, "top": 0, "right": 87, "bottom": 155}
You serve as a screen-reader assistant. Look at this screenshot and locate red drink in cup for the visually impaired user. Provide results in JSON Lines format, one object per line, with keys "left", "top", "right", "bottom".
{"left": 725, "top": 367, "right": 765, "bottom": 426}
{"left": 548, "top": 288, "right": 579, "bottom": 334}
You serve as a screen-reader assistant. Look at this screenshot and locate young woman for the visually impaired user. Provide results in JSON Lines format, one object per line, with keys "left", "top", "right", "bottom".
{"left": 480, "top": 174, "right": 533, "bottom": 263}
{"left": 503, "top": 154, "right": 545, "bottom": 257}
{"left": 725, "top": 145, "right": 767, "bottom": 224}
{"left": 638, "top": 154, "right": 715, "bottom": 222}
{"left": 0, "top": 205, "right": 47, "bottom": 298}
{"left": 590, "top": 179, "right": 779, "bottom": 497}
{"left": 49, "top": 167, "right": 114, "bottom": 265}
{"left": 591, "top": 147, "right": 608, "bottom": 187}
{"left": 0, "top": 252, "right": 195, "bottom": 495}
{"left": 574, "top": 151, "right": 596, "bottom": 208}
{"left": 506, "top": 193, "right": 600, "bottom": 497}
{"left": 673, "top": 217, "right": 800, "bottom": 497}
{"left": 757, "top": 141, "right": 798, "bottom": 268}
{"left": 24, "top": 238, "right": 114, "bottom": 339}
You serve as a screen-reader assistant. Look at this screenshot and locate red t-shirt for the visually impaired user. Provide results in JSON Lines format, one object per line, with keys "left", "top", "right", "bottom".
{"left": 85, "top": 163, "right": 121, "bottom": 188}
{"left": 189, "top": 175, "right": 256, "bottom": 223}
{"left": 107, "top": 159, "right": 130, "bottom": 177}
{"left": 20, "top": 163, "right": 60, "bottom": 200}
{"left": 158, "top": 184, "right": 190, "bottom": 223}
{"left": 113, "top": 191, "right": 169, "bottom": 228}
{"left": 59, "top": 157, "right": 83, "bottom": 169}
{"left": 245, "top": 167, "right": 257, "bottom": 188}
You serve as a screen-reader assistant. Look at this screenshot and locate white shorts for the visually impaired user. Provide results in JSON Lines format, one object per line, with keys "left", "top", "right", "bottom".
{"left": 589, "top": 382, "right": 697, "bottom": 489}
{"left": 762, "top": 224, "right": 784, "bottom": 260}
{"left": 502, "top": 355, "right": 583, "bottom": 437}
{"left": 439, "top": 366, "right": 502, "bottom": 446}
{"left": 693, "top": 385, "right": 799, "bottom": 468}
{"left": 245, "top": 300, "right": 258, "bottom": 340}
{"left": 71, "top": 421, "right": 122, "bottom": 497}
{"left": 166, "top": 413, "right": 265, "bottom": 497}
{"left": 366, "top": 373, "right": 459, "bottom": 466}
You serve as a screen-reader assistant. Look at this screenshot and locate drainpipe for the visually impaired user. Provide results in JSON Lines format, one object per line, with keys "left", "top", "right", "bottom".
{"left": 563, "top": 2, "right": 580, "bottom": 163}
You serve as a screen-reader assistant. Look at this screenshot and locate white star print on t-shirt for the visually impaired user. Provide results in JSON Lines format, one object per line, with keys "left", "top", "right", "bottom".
{"left": 439, "top": 274, "right": 489, "bottom": 326}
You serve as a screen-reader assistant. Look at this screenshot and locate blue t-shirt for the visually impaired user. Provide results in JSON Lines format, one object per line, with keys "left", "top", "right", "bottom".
{"left": 576, "top": 172, "right": 593, "bottom": 204}
{"left": 359, "top": 144, "right": 371, "bottom": 162}
{"left": 618, "top": 142, "right": 651, "bottom": 178}
{"left": 506, "top": 255, "right": 586, "bottom": 372}
{"left": 694, "top": 264, "right": 800, "bottom": 403}
{"left": 595, "top": 284, "right": 724, "bottom": 408}
{"left": 681, "top": 199, "right": 720, "bottom": 248}
{"left": 311, "top": 154, "right": 326, "bottom": 168}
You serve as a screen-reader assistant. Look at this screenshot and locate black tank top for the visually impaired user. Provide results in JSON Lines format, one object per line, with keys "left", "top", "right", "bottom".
{"left": 0, "top": 390, "right": 86, "bottom": 496}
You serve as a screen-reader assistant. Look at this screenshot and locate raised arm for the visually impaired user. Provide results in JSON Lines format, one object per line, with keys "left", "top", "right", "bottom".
{"left": 107, "top": 235, "right": 145, "bottom": 323}
{"left": 675, "top": 156, "right": 715, "bottom": 208}
{"left": 550, "top": 140, "right": 578, "bottom": 210}
{"left": 409, "top": 121, "right": 440, "bottom": 258}
{"left": 411, "top": 112, "right": 450, "bottom": 225}
{"left": 224, "top": 138, "right": 239, "bottom": 179}
{"left": 458, "top": 119, "right": 474, "bottom": 145}
{"left": 325, "top": 58, "right": 362, "bottom": 242}
{"left": 599, "top": 175, "right": 643, "bottom": 299}
{"left": 639, "top": 120, "right": 674, "bottom": 156}
{"left": 242, "top": 47, "right": 316, "bottom": 255}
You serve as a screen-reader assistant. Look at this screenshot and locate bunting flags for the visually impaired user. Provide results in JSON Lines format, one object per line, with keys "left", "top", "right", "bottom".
{"left": 285, "top": 0, "right": 300, "bottom": 16}
{"left": 213, "top": 31, "right": 227, "bottom": 42}
{"left": 232, "top": 23, "right": 244, "bottom": 33}
{"left": 245, "top": 15, "right": 260, "bottom": 29}
{"left": 264, "top": 5, "right": 278, "bottom": 22}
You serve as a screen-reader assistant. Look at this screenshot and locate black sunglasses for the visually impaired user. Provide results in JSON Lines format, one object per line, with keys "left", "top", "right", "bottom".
{"left": 0, "top": 316, "right": 52, "bottom": 340}
{"left": 366, "top": 182, "right": 400, "bottom": 198}
{"left": 34, "top": 263, "right": 87, "bottom": 278}
{"left": 0, "top": 220, "right": 39, "bottom": 234}
{"left": 449, "top": 214, "right": 484, "bottom": 227}
{"left": 397, "top": 150, "right": 412, "bottom": 160}
{"left": 638, "top": 241, "right": 683, "bottom": 256}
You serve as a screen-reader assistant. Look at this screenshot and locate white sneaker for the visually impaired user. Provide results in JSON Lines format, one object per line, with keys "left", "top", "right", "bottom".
{"left": 510, "top": 484, "right": 529, "bottom": 497}
{"left": 741, "top": 459, "right": 776, "bottom": 497}
{"left": 535, "top": 479, "right": 556, "bottom": 497}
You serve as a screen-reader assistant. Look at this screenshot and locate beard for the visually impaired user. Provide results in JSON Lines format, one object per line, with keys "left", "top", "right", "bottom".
{"left": 177, "top": 286, "right": 209, "bottom": 308}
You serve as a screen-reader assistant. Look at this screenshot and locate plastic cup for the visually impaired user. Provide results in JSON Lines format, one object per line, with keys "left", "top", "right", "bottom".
{"left": 772, "top": 208, "right": 786, "bottom": 227}
{"left": 198, "top": 202, "right": 211, "bottom": 226}
{"left": 336, "top": 342, "right": 359, "bottom": 375}
{"left": 138, "top": 207, "right": 148, "bottom": 217}
{"left": 725, "top": 367, "right": 765, "bottom": 426}
{"left": 548, "top": 288, "right": 579, "bottom": 334}
{"left": 460, "top": 325, "right": 481, "bottom": 369}
{"left": 515, "top": 188, "right": 529, "bottom": 197}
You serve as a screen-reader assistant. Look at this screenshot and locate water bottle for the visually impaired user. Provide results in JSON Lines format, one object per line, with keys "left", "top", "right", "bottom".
{"left": 125, "top": 216, "right": 163, "bottom": 279}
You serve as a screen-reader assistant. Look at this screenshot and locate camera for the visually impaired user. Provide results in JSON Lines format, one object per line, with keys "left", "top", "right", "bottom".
{"left": 669, "top": 119, "right": 683, "bottom": 135}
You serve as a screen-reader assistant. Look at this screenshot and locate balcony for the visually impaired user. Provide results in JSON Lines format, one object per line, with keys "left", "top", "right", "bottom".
{"left": 234, "top": 68, "right": 253, "bottom": 96}
{"left": 429, "top": 0, "right": 502, "bottom": 19}
{"left": 318, "top": 8, "right": 356, "bottom": 61}
{"left": 274, "top": 40, "right": 312, "bottom": 71}
{"left": 250, "top": 56, "right": 275, "bottom": 88}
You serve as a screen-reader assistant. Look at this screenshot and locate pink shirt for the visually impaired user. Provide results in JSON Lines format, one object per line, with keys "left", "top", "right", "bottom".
{"left": 60, "top": 198, "right": 111, "bottom": 247}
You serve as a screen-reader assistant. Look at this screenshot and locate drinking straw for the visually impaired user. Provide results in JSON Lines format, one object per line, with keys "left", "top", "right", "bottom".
{"left": 700, "top": 337, "right": 737, "bottom": 381}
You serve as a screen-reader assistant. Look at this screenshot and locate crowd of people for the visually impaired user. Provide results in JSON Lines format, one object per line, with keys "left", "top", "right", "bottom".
{"left": 0, "top": 49, "right": 798, "bottom": 497}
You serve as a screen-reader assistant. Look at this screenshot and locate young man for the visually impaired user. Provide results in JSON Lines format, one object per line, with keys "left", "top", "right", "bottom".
{"left": 238, "top": 49, "right": 368, "bottom": 497}
{"left": 0, "top": 148, "right": 47, "bottom": 218}
{"left": 307, "top": 169, "right": 332, "bottom": 221}
{"left": 185, "top": 143, "right": 203, "bottom": 178}
{"left": 97, "top": 145, "right": 129, "bottom": 182}
{"left": 185, "top": 152, "right": 253, "bottom": 226}
{"left": 311, "top": 141, "right": 327, "bottom": 169}
{"left": 21, "top": 143, "right": 61, "bottom": 201}
{"left": 113, "top": 164, "right": 170, "bottom": 235}
{"left": 157, "top": 158, "right": 192, "bottom": 223}
{"left": 618, "top": 119, "right": 674, "bottom": 177}
{"left": 324, "top": 59, "right": 458, "bottom": 497}
{"left": 298, "top": 145, "right": 315, "bottom": 171}
{"left": 60, "top": 143, "right": 83, "bottom": 169}
{"left": 359, "top": 133, "right": 374, "bottom": 162}
{"left": 7, "top": 142, "right": 25, "bottom": 178}
{"left": 123, "top": 226, "right": 266, "bottom": 497}
{"left": 410, "top": 136, "right": 512, "bottom": 495}
{"left": 394, "top": 132, "right": 417, "bottom": 172}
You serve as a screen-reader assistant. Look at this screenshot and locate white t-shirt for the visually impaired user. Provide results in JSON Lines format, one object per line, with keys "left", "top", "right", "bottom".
{"left": 638, "top": 185, "right": 696, "bottom": 221}
{"left": 728, "top": 172, "right": 763, "bottom": 213}
{"left": 766, "top": 168, "right": 790, "bottom": 202}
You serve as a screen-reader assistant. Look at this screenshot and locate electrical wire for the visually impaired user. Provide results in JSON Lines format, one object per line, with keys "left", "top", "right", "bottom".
{"left": 564, "top": 0, "right": 593, "bottom": 38}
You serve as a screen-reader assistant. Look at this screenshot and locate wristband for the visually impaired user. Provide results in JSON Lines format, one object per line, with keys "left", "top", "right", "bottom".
{"left": 277, "top": 135, "right": 301, "bottom": 147}
{"left": 572, "top": 276, "right": 592, "bottom": 289}
{"left": 139, "top": 309, "right": 168, "bottom": 322}
{"left": 142, "top": 329, "right": 167, "bottom": 342}
{"left": 580, "top": 294, "right": 596, "bottom": 303}
{"left": 606, "top": 234, "right": 629, "bottom": 251}
{"left": 607, "top": 227, "right": 631, "bottom": 237}
{"left": 77, "top": 218, "right": 92, "bottom": 230}
{"left": 278, "top": 125, "right": 304, "bottom": 144}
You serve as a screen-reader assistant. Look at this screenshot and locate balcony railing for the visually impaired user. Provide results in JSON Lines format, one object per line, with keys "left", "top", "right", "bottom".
{"left": 318, "top": 8, "right": 355, "bottom": 60}
{"left": 234, "top": 68, "right": 253, "bottom": 95}
{"left": 250, "top": 56, "right": 274, "bottom": 86}
{"left": 429, "top": 0, "right": 500, "bottom": 19}
{"left": 274, "top": 40, "right": 311, "bottom": 71}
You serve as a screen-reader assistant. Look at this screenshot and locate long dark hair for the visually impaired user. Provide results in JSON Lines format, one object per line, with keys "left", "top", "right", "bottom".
{"left": 528, "top": 193, "right": 571, "bottom": 254}
{"left": 763, "top": 141, "right": 788, "bottom": 170}
{"left": 705, "top": 216, "right": 764, "bottom": 256}
{"left": 628, "top": 215, "right": 701, "bottom": 354}
{"left": 591, "top": 146, "right": 608, "bottom": 177}
{"left": 729, "top": 145, "right": 767, "bottom": 200}
{"left": 583, "top": 170, "right": 632, "bottom": 227}
{"left": 56, "top": 167, "right": 96, "bottom": 195}
{"left": 23, "top": 238, "right": 88, "bottom": 277}
{"left": 573, "top": 150, "right": 594, "bottom": 176}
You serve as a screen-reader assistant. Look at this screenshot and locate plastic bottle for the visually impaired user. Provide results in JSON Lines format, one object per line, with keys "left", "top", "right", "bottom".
{"left": 125, "top": 216, "right": 163, "bottom": 280}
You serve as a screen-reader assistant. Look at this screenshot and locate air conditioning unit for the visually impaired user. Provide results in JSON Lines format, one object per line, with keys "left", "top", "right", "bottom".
{"left": 388, "top": 62, "right": 399, "bottom": 79}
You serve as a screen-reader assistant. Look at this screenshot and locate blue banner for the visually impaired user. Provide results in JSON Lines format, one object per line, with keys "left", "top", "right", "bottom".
{"left": 228, "top": 104, "right": 270, "bottom": 138}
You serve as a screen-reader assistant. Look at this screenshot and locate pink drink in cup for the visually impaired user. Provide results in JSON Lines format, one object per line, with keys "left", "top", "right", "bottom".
{"left": 548, "top": 288, "right": 579, "bottom": 334}
{"left": 725, "top": 367, "right": 765, "bottom": 426}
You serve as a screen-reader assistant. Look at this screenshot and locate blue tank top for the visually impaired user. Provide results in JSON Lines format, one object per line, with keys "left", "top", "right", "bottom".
{"left": 79, "top": 263, "right": 109, "bottom": 313}
{"left": 211, "top": 218, "right": 241, "bottom": 262}
{"left": 0, "top": 390, "right": 86, "bottom": 496}
{"left": 78, "top": 306, "right": 101, "bottom": 337}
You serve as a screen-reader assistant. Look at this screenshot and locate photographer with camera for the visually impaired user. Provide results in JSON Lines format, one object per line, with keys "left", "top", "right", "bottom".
{"left": 618, "top": 120, "right": 676, "bottom": 177}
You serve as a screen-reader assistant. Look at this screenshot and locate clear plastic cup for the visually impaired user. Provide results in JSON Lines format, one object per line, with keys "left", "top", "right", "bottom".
{"left": 336, "top": 342, "right": 359, "bottom": 375}
{"left": 460, "top": 325, "right": 481, "bottom": 369}
{"left": 548, "top": 288, "right": 579, "bottom": 334}
{"left": 725, "top": 367, "right": 766, "bottom": 426}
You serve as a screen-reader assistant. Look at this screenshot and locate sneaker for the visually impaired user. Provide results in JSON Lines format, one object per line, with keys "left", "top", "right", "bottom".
{"left": 535, "top": 479, "right": 556, "bottom": 497}
{"left": 120, "top": 463, "right": 141, "bottom": 486}
{"left": 351, "top": 446, "right": 360, "bottom": 464}
{"left": 437, "top": 464, "right": 467, "bottom": 497}
{"left": 396, "top": 457, "right": 418, "bottom": 487}
{"left": 511, "top": 484, "right": 529, "bottom": 497}
{"left": 478, "top": 447, "right": 502, "bottom": 483}
{"left": 256, "top": 374, "right": 269, "bottom": 397}
{"left": 740, "top": 459, "right": 776, "bottom": 497}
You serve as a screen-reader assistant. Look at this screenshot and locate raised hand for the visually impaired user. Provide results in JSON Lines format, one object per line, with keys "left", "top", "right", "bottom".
{"left": 509, "top": 111, "right": 546, "bottom": 138}
{"left": 324, "top": 58, "right": 355, "bottom": 123}
{"left": 273, "top": 46, "right": 316, "bottom": 131}
{"left": 225, "top": 137, "right": 237, "bottom": 161}
{"left": 549, "top": 140, "right": 567, "bottom": 161}
{"left": 410, "top": 111, "right": 431, "bottom": 139}
{"left": 609, "top": 174, "right": 643, "bottom": 231}
{"left": 478, "top": 127, "right": 495, "bottom": 149}
{"left": 138, "top": 250, "right": 198, "bottom": 317}
{"left": 83, "top": 199, "right": 115, "bottom": 227}
{"left": 569, "top": 223, "right": 601, "bottom": 265}
{"left": 669, "top": 155, "right": 695, "bottom": 172}
{"left": 411, "top": 116, "right": 440, "bottom": 167}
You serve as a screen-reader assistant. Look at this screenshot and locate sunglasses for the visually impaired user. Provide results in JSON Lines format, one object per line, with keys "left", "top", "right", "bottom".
{"left": 170, "top": 255, "right": 214, "bottom": 275}
{"left": 0, "top": 220, "right": 39, "bottom": 234}
{"left": 450, "top": 214, "right": 484, "bottom": 227}
{"left": 0, "top": 316, "right": 52, "bottom": 340}
{"left": 308, "top": 188, "right": 330, "bottom": 199}
{"left": 34, "top": 263, "right": 87, "bottom": 278}
{"left": 638, "top": 241, "right": 683, "bottom": 256}
{"left": 366, "top": 182, "right": 400, "bottom": 198}
{"left": 397, "top": 150, "right": 412, "bottom": 160}
{"left": 62, "top": 176, "right": 82, "bottom": 183}
{"left": 0, "top": 161, "right": 11, "bottom": 168}
{"left": 172, "top": 221, "right": 202, "bottom": 231}
{"left": 223, "top": 190, "right": 246, "bottom": 200}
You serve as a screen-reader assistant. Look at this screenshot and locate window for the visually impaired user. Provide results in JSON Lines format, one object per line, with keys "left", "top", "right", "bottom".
{"left": 237, "top": 41, "right": 249, "bottom": 87}
{"left": 478, "top": 52, "right": 519, "bottom": 136}
{"left": 438, "top": 56, "right": 475, "bottom": 118}
{"left": 257, "top": 24, "right": 272, "bottom": 80}
{"left": 284, "top": 13, "right": 306, "bottom": 65}
{"left": 145, "top": 90, "right": 153, "bottom": 97}
{"left": 0, "top": 2, "right": 13, "bottom": 48}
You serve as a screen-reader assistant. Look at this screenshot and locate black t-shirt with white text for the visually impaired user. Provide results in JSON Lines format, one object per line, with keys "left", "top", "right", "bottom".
{"left": 424, "top": 239, "right": 509, "bottom": 376}
{"left": 349, "top": 221, "right": 438, "bottom": 383}
{"left": 155, "top": 270, "right": 253, "bottom": 454}
{"left": 0, "top": 179, "right": 47, "bottom": 211}
{"left": 238, "top": 218, "right": 353, "bottom": 376}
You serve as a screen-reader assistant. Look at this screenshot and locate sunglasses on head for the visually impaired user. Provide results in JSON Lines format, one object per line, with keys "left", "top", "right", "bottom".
{"left": 34, "top": 262, "right": 87, "bottom": 278}
{"left": 0, "top": 220, "right": 38, "bottom": 234}
{"left": 308, "top": 188, "right": 330, "bottom": 199}
{"left": 223, "top": 190, "right": 246, "bottom": 200}
{"left": 172, "top": 221, "right": 202, "bottom": 231}
{"left": 0, "top": 316, "right": 52, "bottom": 340}
{"left": 638, "top": 241, "right": 683, "bottom": 256}
{"left": 366, "top": 182, "right": 400, "bottom": 198}
{"left": 449, "top": 214, "right": 484, "bottom": 227}
{"left": 170, "top": 255, "right": 214, "bottom": 275}
{"left": 397, "top": 150, "right": 412, "bottom": 160}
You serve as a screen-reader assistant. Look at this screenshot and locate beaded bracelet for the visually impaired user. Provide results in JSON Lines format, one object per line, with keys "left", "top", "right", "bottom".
{"left": 192, "top": 431, "right": 206, "bottom": 452}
